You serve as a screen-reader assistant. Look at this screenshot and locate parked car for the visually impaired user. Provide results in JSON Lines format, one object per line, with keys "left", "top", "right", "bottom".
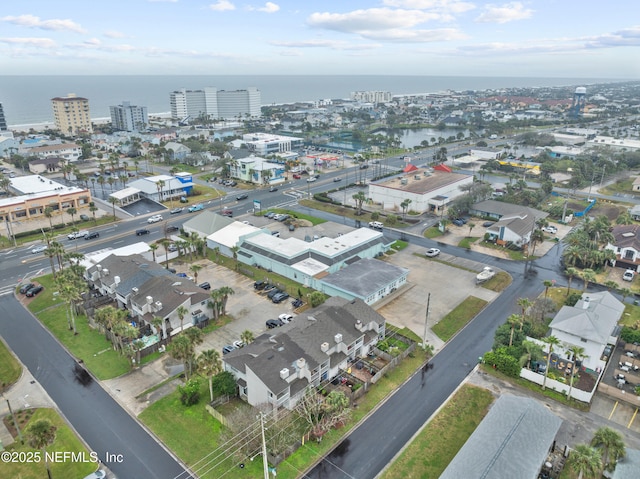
{"left": 369, "top": 221, "right": 383, "bottom": 229}
{"left": 135, "top": 229, "right": 150, "bottom": 236}
{"left": 165, "top": 225, "right": 180, "bottom": 233}
{"left": 254, "top": 279, "right": 267, "bottom": 290}
{"left": 31, "top": 245, "right": 48, "bottom": 254}
{"left": 623, "top": 269, "right": 635, "bottom": 282}
{"left": 272, "top": 292, "right": 290, "bottom": 303}
{"left": 288, "top": 224, "right": 295, "bottom": 232}
{"left": 26, "top": 285, "right": 44, "bottom": 297}
{"left": 292, "top": 298, "right": 304, "bottom": 308}
{"left": 84, "top": 231, "right": 100, "bottom": 240}
{"left": 267, "top": 288, "right": 282, "bottom": 299}
{"left": 170, "top": 207, "right": 184, "bottom": 214}
{"left": 452, "top": 219, "right": 465, "bottom": 226}
{"left": 271, "top": 231, "right": 280, "bottom": 237}
{"left": 198, "top": 282, "right": 211, "bottom": 290}
{"left": 188, "top": 204, "right": 204, "bottom": 213}
{"left": 222, "top": 345, "right": 236, "bottom": 355}
{"left": 19, "top": 283, "right": 35, "bottom": 294}
{"left": 262, "top": 284, "right": 276, "bottom": 293}
{"left": 167, "top": 243, "right": 178, "bottom": 252}
{"left": 425, "top": 248, "right": 440, "bottom": 257}
{"left": 542, "top": 225, "right": 558, "bottom": 234}
{"left": 292, "top": 174, "right": 301, "bottom": 179}
{"left": 233, "top": 340, "right": 245, "bottom": 349}
{"left": 278, "top": 313, "right": 294, "bottom": 323}
{"left": 265, "top": 212, "right": 276, "bottom": 219}
{"left": 80, "top": 214, "right": 90, "bottom": 221}
{"left": 482, "top": 221, "right": 495, "bottom": 227}
{"left": 266, "top": 319, "right": 283, "bottom": 329}
{"left": 68, "top": 230, "right": 89, "bottom": 240}
{"left": 147, "top": 214, "right": 163, "bottom": 224}
{"left": 236, "top": 193, "right": 249, "bottom": 200}
{"left": 276, "top": 214, "right": 290, "bottom": 222}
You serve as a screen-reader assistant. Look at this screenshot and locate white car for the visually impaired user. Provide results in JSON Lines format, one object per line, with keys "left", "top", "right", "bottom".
{"left": 623, "top": 270, "right": 635, "bottom": 282}
{"left": 67, "top": 230, "right": 89, "bottom": 240}
{"left": 31, "top": 245, "right": 48, "bottom": 254}
{"left": 542, "top": 226, "right": 557, "bottom": 234}
{"left": 278, "top": 313, "right": 294, "bottom": 323}
{"left": 425, "top": 248, "right": 440, "bottom": 257}
{"left": 306, "top": 177, "right": 317, "bottom": 183}
{"left": 148, "top": 214, "right": 163, "bottom": 224}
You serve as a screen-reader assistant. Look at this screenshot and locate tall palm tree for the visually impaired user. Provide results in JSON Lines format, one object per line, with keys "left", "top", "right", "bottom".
{"left": 66, "top": 206, "right": 77, "bottom": 225}
{"left": 176, "top": 304, "right": 189, "bottom": 333}
{"left": 519, "top": 340, "right": 542, "bottom": 370}
{"left": 230, "top": 245, "right": 239, "bottom": 269}
{"left": 26, "top": 419, "right": 57, "bottom": 479}
{"left": 168, "top": 335, "right": 194, "bottom": 380}
{"left": 152, "top": 316, "right": 165, "bottom": 341}
{"left": 198, "top": 349, "right": 222, "bottom": 402}
{"left": 352, "top": 191, "right": 366, "bottom": 215}
{"left": 240, "top": 329, "right": 254, "bottom": 345}
{"left": 158, "top": 238, "right": 171, "bottom": 267}
{"left": 44, "top": 206, "right": 54, "bottom": 230}
{"left": 108, "top": 196, "right": 118, "bottom": 219}
{"left": 208, "top": 289, "right": 223, "bottom": 321}
{"left": 542, "top": 335, "right": 560, "bottom": 390}
{"left": 149, "top": 243, "right": 159, "bottom": 263}
{"left": 565, "top": 267, "right": 579, "bottom": 296}
{"left": 581, "top": 269, "right": 596, "bottom": 292}
{"left": 89, "top": 202, "right": 98, "bottom": 224}
{"left": 542, "top": 279, "right": 554, "bottom": 299}
{"left": 566, "top": 345, "right": 587, "bottom": 400}
{"left": 506, "top": 314, "right": 522, "bottom": 347}
{"left": 189, "top": 264, "right": 202, "bottom": 284}
{"left": 218, "top": 286, "right": 235, "bottom": 316}
{"left": 156, "top": 179, "right": 165, "bottom": 203}
{"left": 591, "top": 427, "right": 626, "bottom": 473}
{"left": 566, "top": 444, "right": 602, "bottom": 479}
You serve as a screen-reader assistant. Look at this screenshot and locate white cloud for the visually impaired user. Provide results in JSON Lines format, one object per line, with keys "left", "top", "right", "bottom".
{"left": 258, "top": 2, "right": 280, "bottom": 13}
{"left": 270, "top": 39, "right": 380, "bottom": 50}
{"left": 584, "top": 26, "right": 640, "bottom": 48}
{"left": 84, "top": 38, "right": 102, "bottom": 46}
{"left": 382, "top": 0, "right": 475, "bottom": 14}
{"left": 1, "top": 14, "right": 87, "bottom": 34}
{"left": 308, "top": 8, "right": 449, "bottom": 33}
{"left": 0, "top": 37, "right": 57, "bottom": 48}
{"left": 209, "top": 0, "right": 235, "bottom": 11}
{"left": 475, "top": 2, "right": 533, "bottom": 24}
{"left": 104, "top": 30, "right": 127, "bottom": 39}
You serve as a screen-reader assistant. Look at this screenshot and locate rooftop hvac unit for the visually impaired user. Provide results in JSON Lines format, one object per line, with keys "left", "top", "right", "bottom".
{"left": 96, "top": 265, "right": 102, "bottom": 272}
{"left": 132, "top": 287, "right": 138, "bottom": 293}
{"left": 146, "top": 296, "right": 153, "bottom": 304}
{"left": 280, "top": 368, "right": 289, "bottom": 379}
{"left": 320, "top": 342, "right": 329, "bottom": 352}
{"left": 400, "top": 179, "right": 408, "bottom": 185}
{"left": 114, "top": 276, "right": 120, "bottom": 285}
{"left": 335, "top": 333, "right": 343, "bottom": 344}
{"left": 296, "top": 358, "right": 306, "bottom": 369}
{"left": 103, "top": 268, "right": 109, "bottom": 275}
{"left": 154, "top": 301, "right": 163, "bottom": 310}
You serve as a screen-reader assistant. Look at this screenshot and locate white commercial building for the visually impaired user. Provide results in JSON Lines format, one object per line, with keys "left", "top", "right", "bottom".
{"left": 170, "top": 87, "right": 261, "bottom": 121}
{"left": 242, "top": 132, "right": 303, "bottom": 155}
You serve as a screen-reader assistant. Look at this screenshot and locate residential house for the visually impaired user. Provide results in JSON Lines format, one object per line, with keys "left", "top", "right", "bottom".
{"left": 471, "top": 200, "right": 548, "bottom": 248}
{"left": 228, "top": 154, "right": 285, "bottom": 186}
{"left": 604, "top": 224, "right": 640, "bottom": 271}
{"left": 440, "top": 395, "right": 561, "bottom": 479}
{"left": 223, "top": 297, "right": 386, "bottom": 410}
{"left": 25, "top": 143, "right": 82, "bottom": 162}
{"left": 28, "top": 156, "right": 61, "bottom": 174}
{"left": 629, "top": 205, "right": 640, "bottom": 222}
{"left": 548, "top": 291, "right": 624, "bottom": 372}
{"left": 164, "top": 141, "right": 192, "bottom": 162}
{"left": 124, "top": 174, "right": 194, "bottom": 203}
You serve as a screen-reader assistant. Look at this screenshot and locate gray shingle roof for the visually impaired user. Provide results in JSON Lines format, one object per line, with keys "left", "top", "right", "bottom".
{"left": 183, "top": 210, "right": 234, "bottom": 237}
{"left": 612, "top": 448, "right": 640, "bottom": 479}
{"left": 472, "top": 199, "right": 548, "bottom": 221}
{"left": 611, "top": 224, "right": 640, "bottom": 251}
{"left": 440, "top": 395, "right": 562, "bottom": 479}
{"left": 321, "top": 258, "right": 408, "bottom": 298}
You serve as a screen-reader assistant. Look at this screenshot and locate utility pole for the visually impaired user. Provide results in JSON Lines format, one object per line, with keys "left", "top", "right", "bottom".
{"left": 422, "top": 293, "right": 431, "bottom": 349}
{"left": 260, "top": 413, "right": 269, "bottom": 479}
{"left": 6, "top": 398, "right": 23, "bottom": 444}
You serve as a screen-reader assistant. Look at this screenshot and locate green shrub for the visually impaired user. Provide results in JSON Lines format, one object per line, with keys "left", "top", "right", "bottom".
{"left": 178, "top": 378, "right": 201, "bottom": 406}
{"left": 621, "top": 327, "right": 640, "bottom": 344}
{"left": 211, "top": 371, "right": 237, "bottom": 397}
{"left": 483, "top": 348, "right": 521, "bottom": 378}
{"left": 565, "top": 292, "right": 582, "bottom": 307}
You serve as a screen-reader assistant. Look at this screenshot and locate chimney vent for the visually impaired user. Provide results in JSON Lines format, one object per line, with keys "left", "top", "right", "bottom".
{"left": 279, "top": 368, "right": 289, "bottom": 379}
{"left": 334, "top": 333, "right": 343, "bottom": 344}
{"left": 320, "top": 342, "right": 329, "bottom": 352}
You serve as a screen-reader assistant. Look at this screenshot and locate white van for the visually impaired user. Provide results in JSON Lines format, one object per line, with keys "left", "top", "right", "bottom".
{"left": 369, "top": 221, "right": 383, "bottom": 229}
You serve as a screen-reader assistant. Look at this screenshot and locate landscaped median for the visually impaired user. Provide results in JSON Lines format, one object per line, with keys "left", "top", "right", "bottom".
{"left": 432, "top": 296, "right": 489, "bottom": 342}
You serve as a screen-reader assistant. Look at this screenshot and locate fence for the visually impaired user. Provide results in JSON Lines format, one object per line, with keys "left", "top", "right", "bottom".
{"left": 574, "top": 199, "right": 596, "bottom": 217}
{"left": 370, "top": 333, "right": 416, "bottom": 384}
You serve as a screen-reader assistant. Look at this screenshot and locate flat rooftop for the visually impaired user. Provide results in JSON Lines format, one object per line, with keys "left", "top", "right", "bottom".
{"left": 372, "top": 169, "right": 471, "bottom": 194}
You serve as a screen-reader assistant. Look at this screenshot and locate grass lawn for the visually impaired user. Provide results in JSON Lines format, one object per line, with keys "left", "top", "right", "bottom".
{"left": 0, "top": 338, "right": 21, "bottom": 391}
{"left": 258, "top": 207, "right": 327, "bottom": 226}
{"left": 432, "top": 296, "right": 488, "bottom": 342}
{"left": 0, "top": 408, "right": 97, "bottom": 479}
{"left": 477, "top": 240, "right": 529, "bottom": 260}
{"left": 423, "top": 227, "right": 443, "bottom": 239}
{"left": 545, "top": 287, "right": 582, "bottom": 310}
{"left": 381, "top": 385, "right": 494, "bottom": 479}
{"left": 140, "top": 381, "right": 264, "bottom": 478}
{"left": 480, "top": 271, "right": 512, "bottom": 292}
{"left": 458, "top": 236, "right": 479, "bottom": 249}
{"left": 391, "top": 240, "right": 408, "bottom": 251}
{"left": 26, "top": 275, "right": 131, "bottom": 380}
{"left": 621, "top": 303, "right": 640, "bottom": 328}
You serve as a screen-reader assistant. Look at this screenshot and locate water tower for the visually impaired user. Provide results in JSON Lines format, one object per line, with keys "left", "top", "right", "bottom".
{"left": 571, "top": 87, "right": 587, "bottom": 117}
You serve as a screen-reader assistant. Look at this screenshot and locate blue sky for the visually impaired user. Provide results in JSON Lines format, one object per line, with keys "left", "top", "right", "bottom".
{"left": 1, "top": 1, "right": 637, "bottom": 78}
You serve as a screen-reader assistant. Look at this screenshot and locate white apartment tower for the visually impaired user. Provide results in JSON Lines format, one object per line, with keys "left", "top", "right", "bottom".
{"left": 350, "top": 91, "right": 393, "bottom": 104}
{"left": 109, "top": 101, "right": 149, "bottom": 132}
{"left": 51, "top": 93, "right": 93, "bottom": 135}
{"left": 169, "top": 87, "right": 261, "bottom": 121}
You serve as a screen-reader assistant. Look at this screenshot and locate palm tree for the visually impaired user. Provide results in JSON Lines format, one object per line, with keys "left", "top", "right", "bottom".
{"left": 208, "top": 289, "right": 223, "bottom": 321}
{"left": 506, "top": 314, "right": 522, "bottom": 347}
{"left": 218, "top": 286, "right": 235, "bottom": 316}
{"left": 520, "top": 339, "right": 543, "bottom": 370}
{"left": 189, "top": 264, "right": 202, "bottom": 284}
{"left": 591, "top": 427, "right": 625, "bottom": 473}
{"left": 25, "top": 419, "right": 57, "bottom": 479}
{"left": 400, "top": 199, "right": 412, "bottom": 220}
{"left": 198, "top": 349, "right": 222, "bottom": 402}
{"left": 565, "top": 267, "right": 579, "bottom": 296}
{"left": 156, "top": 179, "right": 165, "bottom": 203}
{"left": 566, "top": 345, "right": 587, "bottom": 400}
{"left": 176, "top": 304, "right": 189, "bottom": 333}
{"left": 89, "top": 202, "right": 98, "bottom": 224}
{"left": 98, "top": 175, "right": 106, "bottom": 196}
{"left": 619, "top": 287, "right": 632, "bottom": 302}
{"left": 168, "top": 335, "right": 194, "bottom": 380}
{"left": 352, "top": 191, "right": 366, "bottom": 215}
{"left": 581, "top": 269, "right": 596, "bottom": 292}
{"left": 516, "top": 297, "right": 533, "bottom": 331}
{"left": 230, "top": 245, "right": 239, "bottom": 270}
{"left": 542, "top": 279, "right": 554, "bottom": 299}
{"left": 149, "top": 243, "right": 159, "bottom": 262}
{"left": 44, "top": 206, "right": 54, "bottom": 230}
{"left": 108, "top": 196, "right": 118, "bottom": 219}
{"left": 158, "top": 238, "right": 171, "bottom": 267}
{"left": 152, "top": 315, "right": 165, "bottom": 341}
{"left": 240, "top": 329, "right": 254, "bottom": 345}
{"left": 66, "top": 206, "right": 77, "bottom": 225}
{"left": 566, "top": 444, "right": 602, "bottom": 479}
{"left": 541, "top": 335, "right": 560, "bottom": 390}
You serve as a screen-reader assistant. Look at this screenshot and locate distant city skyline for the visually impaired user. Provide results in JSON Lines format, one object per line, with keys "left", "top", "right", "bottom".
{"left": 0, "top": 1, "right": 637, "bottom": 78}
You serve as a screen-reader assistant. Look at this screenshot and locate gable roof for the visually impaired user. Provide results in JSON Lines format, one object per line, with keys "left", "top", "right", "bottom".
{"left": 489, "top": 214, "right": 536, "bottom": 238}
{"left": 549, "top": 291, "right": 624, "bottom": 343}
{"left": 183, "top": 210, "right": 234, "bottom": 237}
{"left": 611, "top": 224, "right": 640, "bottom": 251}
{"left": 440, "top": 395, "right": 561, "bottom": 479}
{"left": 472, "top": 199, "right": 548, "bottom": 221}
{"left": 403, "top": 163, "right": 418, "bottom": 173}
{"left": 321, "top": 258, "right": 408, "bottom": 298}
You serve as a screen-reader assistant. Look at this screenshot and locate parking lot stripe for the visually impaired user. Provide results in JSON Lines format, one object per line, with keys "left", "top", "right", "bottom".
{"left": 608, "top": 401, "right": 618, "bottom": 420}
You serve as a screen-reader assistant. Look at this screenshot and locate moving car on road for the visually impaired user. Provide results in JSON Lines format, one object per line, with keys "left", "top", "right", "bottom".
{"left": 170, "top": 207, "right": 184, "bottom": 214}
{"left": 85, "top": 231, "right": 100, "bottom": 240}
{"left": 236, "top": 193, "right": 249, "bottom": 200}
{"left": 135, "top": 229, "right": 150, "bottom": 236}
{"left": 188, "top": 204, "right": 204, "bottom": 212}
{"left": 68, "top": 230, "right": 89, "bottom": 240}
{"left": 31, "top": 245, "right": 48, "bottom": 254}
{"left": 425, "top": 248, "right": 440, "bottom": 257}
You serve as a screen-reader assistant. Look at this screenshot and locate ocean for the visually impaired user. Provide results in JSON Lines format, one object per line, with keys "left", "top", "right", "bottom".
{"left": 0, "top": 75, "right": 622, "bottom": 128}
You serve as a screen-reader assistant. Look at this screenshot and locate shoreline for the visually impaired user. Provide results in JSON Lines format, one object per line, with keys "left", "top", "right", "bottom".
{"left": 8, "top": 112, "right": 173, "bottom": 132}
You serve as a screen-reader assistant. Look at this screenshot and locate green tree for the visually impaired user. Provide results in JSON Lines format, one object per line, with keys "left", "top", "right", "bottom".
{"left": 541, "top": 335, "right": 560, "bottom": 391}
{"left": 66, "top": 206, "right": 77, "bottom": 225}
{"left": 591, "top": 427, "right": 625, "bottom": 473}
{"left": 169, "top": 335, "right": 195, "bottom": 380}
{"left": 189, "top": 263, "right": 202, "bottom": 284}
{"left": 309, "top": 291, "right": 326, "bottom": 307}
{"left": 581, "top": 269, "right": 596, "bottom": 291}
{"left": 543, "top": 279, "right": 554, "bottom": 299}
{"left": 400, "top": 199, "right": 412, "bottom": 220}
{"left": 516, "top": 297, "right": 533, "bottom": 331}
{"left": 240, "top": 329, "right": 254, "bottom": 345}
{"left": 506, "top": 314, "right": 522, "bottom": 347}
{"left": 352, "top": 191, "right": 366, "bottom": 215}
{"left": 198, "top": 349, "right": 222, "bottom": 402}
{"left": 566, "top": 444, "right": 602, "bottom": 479}
{"left": 108, "top": 196, "right": 118, "bottom": 219}
{"left": 566, "top": 345, "right": 587, "bottom": 400}
{"left": 25, "top": 419, "right": 57, "bottom": 479}
{"left": 176, "top": 304, "right": 189, "bottom": 334}
{"left": 565, "top": 267, "right": 579, "bottom": 296}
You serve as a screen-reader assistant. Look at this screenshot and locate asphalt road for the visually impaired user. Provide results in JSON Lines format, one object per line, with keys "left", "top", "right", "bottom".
{"left": 0, "top": 294, "right": 192, "bottom": 479}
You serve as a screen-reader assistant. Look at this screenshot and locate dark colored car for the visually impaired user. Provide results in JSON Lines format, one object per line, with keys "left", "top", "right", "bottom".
{"left": 80, "top": 214, "right": 90, "bottom": 221}
{"left": 199, "top": 282, "right": 211, "bottom": 290}
{"left": 452, "top": 219, "right": 464, "bottom": 227}
{"left": 268, "top": 186, "right": 278, "bottom": 192}
{"left": 136, "top": 229, "right": 150, "bottom": 236}
{"left": 333, "top": 177, "right": 342, "bottom": 182}
{"left": 165, "top": 225, "right": 179, "bottom": 233}
{"left": 85, "top": 231, "right": 100, "bottom": 240}
{"left": 221, "top": 209, "right": 233, "bottom": 217}
{"left": 236, "top": 193, "right": 249, "bottom": 200}
{"left": 254, "top": 279, "right": 267, "bottom": 290}
{"left": 222, "top": 345, "right": 236, "bottom": 355}
{"left": 482, "top": 221, "right": 495, "bottom": 227}
{"left": 262, "top": 284, "right": 276, "bottom": 293}
{"left": 26, "top": 285, "right": 44, "bottom": 297}
{"left": 272, "top": 292, "right": 290, "bottom": 303}
{"left": 266, "top": 319, "right": 283, "bottom": 329}
{"left": 267, "top": 288, "right": 282, "bottom": 299}
{"left": 292, "top": 298, "right": 304, "bottom": 308}
{"left": 19, "top": 283, "right": 35, "bottom": 294}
